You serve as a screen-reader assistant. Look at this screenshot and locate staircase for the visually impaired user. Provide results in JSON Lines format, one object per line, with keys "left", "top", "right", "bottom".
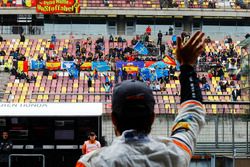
{"left": 0, "top": 72, "right": 10, "bottom": 102}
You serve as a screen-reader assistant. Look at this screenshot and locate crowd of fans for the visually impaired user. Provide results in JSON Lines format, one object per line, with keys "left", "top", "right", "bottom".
{"left": 0, "top": 29, "right": 249, "bottom": 101}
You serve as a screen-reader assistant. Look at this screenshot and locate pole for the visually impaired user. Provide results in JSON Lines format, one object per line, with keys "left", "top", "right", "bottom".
{"left": 247, "top": 120, "right": 249, "bottom": 154}
{"left": 232, "top": 104, "right": 235, "bottom": 154}
{"left": 215, "top": 115, "right": 218, "bottom": 148}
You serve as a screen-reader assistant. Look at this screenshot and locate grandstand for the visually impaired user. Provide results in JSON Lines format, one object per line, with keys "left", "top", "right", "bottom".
{"left": 0, "top": 0, "right": 250, "bottom": 167}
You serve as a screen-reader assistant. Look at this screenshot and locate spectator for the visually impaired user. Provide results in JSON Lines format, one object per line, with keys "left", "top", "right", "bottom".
{"left": 109, "top": 35, "right": 114, "bottom": 42}
{"left": 51, "top": 34, "right": 56, "bottom": 43}
{"left": 52, "top": 72, "right": 58, "bottom": 79}
{"left": 82, "top": 132, "right": 101, "bottom": 155}
{"left": 103, "top": 82, "right": 111, "bottom": 100}
{"left": 130, "top": 0, "right": 135, "bottom": 6}
{"left": 131, "top": 38, "right": 138, "bottom": 45}
{"left": 30, "top": 73, "right": 37, "bottom": 82}
{"left": 169, "top": 26, "right": 173, "bottom": 35}
{"left": 20, "top": 33, "right": 25, "bottom": 42}
{"left": 0, "top": 131, "right": 13, "bottom": 167}
{"left": 160, "top": 44, "right": 166, "bottom": 57}
{"left": 202, "top": 82, "right": 210, "bottom": 91}
{"left": 157, "top": 30, "right": 163, "bottom": 45}
{"left": 146, "top": 25, "right": 152, "bottom": 35}
{"left": 172, "top": 34, "right": 177, "bottom": 45}
{"left": 87, "top": 74, "right": 92, "bottom": 88}
{"left": 75, "top": 31, "right": 206, "bottom": 167}
{"left": 231, "top": 87, "right": 240, "bottom": 101}
{"left": 103, "top": 0, "right": 109, "bottom": 6}
{"left": 0, "top": 35, "right": 3, "bottom": 42}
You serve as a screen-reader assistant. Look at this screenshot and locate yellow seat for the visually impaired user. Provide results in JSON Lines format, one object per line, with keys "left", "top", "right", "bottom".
{"left": 54, "top": 99, "right": 59, "bottom": 103}
{"left": 61, "top": 87, "right": 66, "bottom": 93}
{"left": 43, "top": 95, "right": 48, "bottom": 100}
{"left": 78, "top": 95, "right": 83, "bottom": 100}
{"left": 48, "top": 76, "right": 52, "bottom": 80}
{"left": 71, "top": 99, "right": 77, "bottom": 103}
{"left": 100, "top": 87, "right": 105, "bottom": 92}
{"left": 73, "top": 83, "right": 78, "bottom": 88}
{"left": 55, "top": 95, "right": 60, "bottom": 100}
{"left": 214, "top": 96, "right": 219, "bottom": 101}
{"left": 39, "top": 87, "right": 45, "bottom": 92}
{"left": 7, "top": 83, "right": 12, "bottom": 87}
{"left": 166, "top": 84, "right": 171, "bottom": 88}
{"left": 35, "top": 83, "right": 40, "bottom": 87}
{"left": 89, "top": 87, "right": 94, "bottom": 92}
{"left": 38, "top": 95, "right": 43, "bottom": 100}
{"left": 212, "top": 104, "right": 217, "bottom": 114}
{"left": 165, "top": 104, "right": 170, "bottom": 109}
{"left": 163, "top": 96, "right": 168, "bottom": 100}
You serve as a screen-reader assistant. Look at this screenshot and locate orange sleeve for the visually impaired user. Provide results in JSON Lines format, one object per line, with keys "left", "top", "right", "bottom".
{"left": 76, "top": 161, "right": 86, "bottom": 167}
{"left": 82, "top": 143, "right": 86, "bottom": 155}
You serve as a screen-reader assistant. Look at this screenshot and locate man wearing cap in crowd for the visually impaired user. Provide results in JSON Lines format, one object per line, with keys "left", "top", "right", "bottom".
{"left": 76, "top": 31, "right": 206, "bottom": 167}
{"left": 82, "top": 132, "right": 101, "bottom": 155}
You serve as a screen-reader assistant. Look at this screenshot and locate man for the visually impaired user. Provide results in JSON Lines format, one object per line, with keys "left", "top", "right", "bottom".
{"left": 0, "top": 131, "right": 13, "bottom": 167}
{"left": 82, "top": 132, "right": 101, "bottom": 155}
{"left": 146, "top": 25, "right": 151, "bottom": 35}
{"left": 76, "top": 31, "right": 206, "bottom": 167}
{"left": 157, "top": 30, "right": 163, "bottom": 45}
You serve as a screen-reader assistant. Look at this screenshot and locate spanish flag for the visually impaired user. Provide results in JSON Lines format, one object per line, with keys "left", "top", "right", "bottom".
{"left": 46, "top": 62, "right": 61, "bottom": 70}
{"left": 80, "top": 62, "right": 92, "bottom": 70}
{"left": 17, "top": 61, "right": 28, "bottom": 73}
{"left": 163, "top": 55, "right": 176, "bottom": 66}
{"left": 123, "top": 65, "right": 138, "bottom": 74}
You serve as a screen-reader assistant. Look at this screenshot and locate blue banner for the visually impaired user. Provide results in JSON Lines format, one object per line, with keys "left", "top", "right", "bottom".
{"left": 30, "top": 60, "right": 45, "bottom": 70}
{"left": 92, "top": 61, "right": 111, "bottom": 72}
{"left": 61, "top": 61, "right": 75, "bottom": 70}
{"left": 67, "top": 64, "right": 79, "bottom": 79}
{"left": 116, "top": 61, "right": 144, "bottom": 69}
{"left": 134, "top": 42, "right": 149, "bottom": 55}
{"left": 150, "top": 61, "right": 167, "bottom": 69}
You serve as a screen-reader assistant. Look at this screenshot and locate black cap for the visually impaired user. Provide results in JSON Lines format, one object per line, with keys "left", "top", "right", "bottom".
{"left": 112, "top": 80, "right": 155, "bottom": 116}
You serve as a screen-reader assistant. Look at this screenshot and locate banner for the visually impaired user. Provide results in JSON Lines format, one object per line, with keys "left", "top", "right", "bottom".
{"left": 116, "top": 61, "right": 144, "bottom": 70}
{"left": 46, "top": 61, "right": 61, "bottom": 70}
{"left": 150, "top": 61, "right": 167, "bottom": 69}
{"left": 92, "top": 61, "right": 111, "bottom": 72}
{"left": 123, "top": 65, "right": 139, "bottom": 74}
{"left": 80, "top": 62, "right": 92, "bottom": 70}
{"left": 163, "top": 55, "right": 176, "bottom": 66}
{"left": 134, "top": 42, "right": 149, "bottom": 55}
{"left": 18, "top": 61, "right": 28, "bottom": 73}
{"left": 36, "top": 0, "right": 80, "bottom": 14}
{"left": 67, "top": 64, "right": 78, "bottom": 79}
{"left": 61, "top": 61, "right": 75, "bottom": 70}
{"left": 31, "top": 60, "right": 45, "bottom": 70}
{"left": 145, "top": 61, "right": 156, "bottom": 67}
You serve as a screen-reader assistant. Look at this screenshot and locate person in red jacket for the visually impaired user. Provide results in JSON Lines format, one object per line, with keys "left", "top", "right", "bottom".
{"left": 146, "top": 25, "right": 152, "bottom": 35}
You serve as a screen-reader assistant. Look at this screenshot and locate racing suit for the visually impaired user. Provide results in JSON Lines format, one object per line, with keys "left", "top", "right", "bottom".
{"left": 76, "top": 65, "right": 206, "bottom": 167}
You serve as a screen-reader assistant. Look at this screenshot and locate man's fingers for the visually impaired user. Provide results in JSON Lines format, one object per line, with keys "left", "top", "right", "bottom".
{"left": 196, "top": 38, "right": 205, "bottom": 50}
{"left": 192, "top": 32, "right": 205, "bottom": 46}
{"left": 186, "top": 31, "right": 201, "bottom": 46}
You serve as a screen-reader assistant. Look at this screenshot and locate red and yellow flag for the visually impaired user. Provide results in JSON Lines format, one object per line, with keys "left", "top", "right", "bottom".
{"left": 163, "top": 55, "right": 176, "bottom": 66}
{"left": 46, "top": 61, "right": 61, "bottom": 70}
{"left": 80, "top": 62, "right": 92, "bottom": 70}
{"left": 123, "top": 65, "right": 138, "bottom": 74}
{"left": 18, "top": 61, "right": 29, "bottom": 73}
